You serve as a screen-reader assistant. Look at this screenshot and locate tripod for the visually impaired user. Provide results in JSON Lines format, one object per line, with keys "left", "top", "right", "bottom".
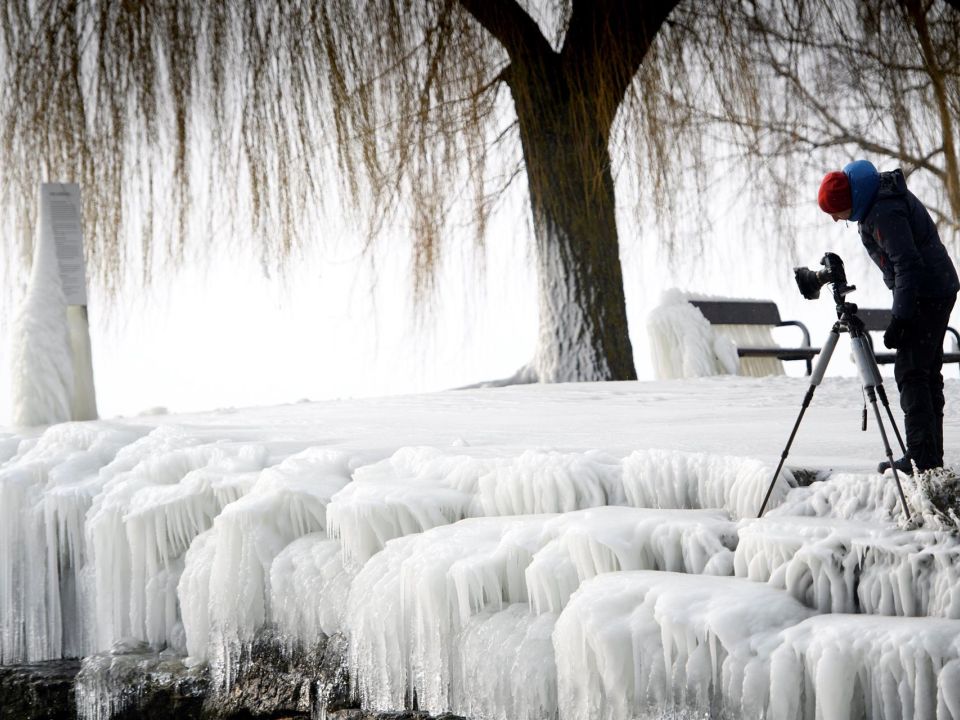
{"left": 757, "top": 300, "right": 912, "bottom": 519}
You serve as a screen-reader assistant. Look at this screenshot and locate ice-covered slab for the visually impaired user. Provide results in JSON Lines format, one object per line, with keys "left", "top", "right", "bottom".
{"left": 556, "top": 571, "right": 960, "bottom": 720}
{"left": 453, "top": 604, "right": 558, "bottom": 720}
{"left": 326, "top": 447, "right": 627, "bottom": 567}
{"left": 269, "top": 533, "right": 353, "bottom": 646}
{"left": 347, "top": 515, "right": 542, "bottom": 713}
{"left": 737, "top": 516, "right": 960, "bottom": 618}
{"left": 526, "top": 507, "right": 737, "bottom": 615}
{"left": 86, "top": 433, "right": 270, "bottom": 653}
{"left": 622, "top": 448, "right": 793, "bottom": 519}
{"left": 736, "top": 516, "right": 891, "bottom": 613}
{"left": 328, "top": 445, "right": 788, "bottom": 569}
{"left": 346, "top": 507, "right": 739, "bottom": 717}
{"left": 0, "top": 422, "right": 148, "bottom": 663}
{"left": 326, "top": 447, "right": 481, "bottom": 568}
{"left": 770, "top": 614, "right": 960, "bottom": 720}
{"left": 554, "top": 570, "right": 815, "bottom": 720}
{"left": 179, "top": 447, "right": 356, "bottom": 675}
{"left": 769, "top": 472, "right": 910, "bottom": 522}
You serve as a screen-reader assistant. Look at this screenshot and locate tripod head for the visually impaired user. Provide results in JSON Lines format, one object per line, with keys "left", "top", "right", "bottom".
{"left": 836, "top": 300, "right": 864, "bottom": 331}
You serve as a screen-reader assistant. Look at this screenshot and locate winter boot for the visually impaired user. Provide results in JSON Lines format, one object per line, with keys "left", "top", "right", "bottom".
{"left": 878, "top": 456, "right": 914, "bottom": 474}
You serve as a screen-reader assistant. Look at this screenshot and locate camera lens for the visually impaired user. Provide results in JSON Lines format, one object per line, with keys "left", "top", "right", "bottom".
{"left": 794, "top": 267, "right": 824, "bottom": 300}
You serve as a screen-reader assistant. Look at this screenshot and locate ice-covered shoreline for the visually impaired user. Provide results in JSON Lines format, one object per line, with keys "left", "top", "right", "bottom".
{"left": 1, "top": 377, "right": 959, "bottom": 719}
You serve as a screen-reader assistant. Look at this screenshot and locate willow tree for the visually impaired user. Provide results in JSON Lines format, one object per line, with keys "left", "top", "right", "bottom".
{"left": 671, "top": 0, "right": 960, "bottom": 238}
{"left": 1, "top": 0, "right": 693, "bottom": 384}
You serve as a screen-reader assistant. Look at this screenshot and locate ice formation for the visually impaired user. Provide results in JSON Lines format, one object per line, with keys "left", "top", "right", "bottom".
{"left": 178, "top": 447, "right": 356, "bottom": 675}
{"left": 769, "top": 615, "right": 960, "bottom": 719}
{"left": 10, "top": 206, "right": 74, "bottom": 427}
{"left": 0, "top": 422, "right": 148, "bottom": 662}
{"left": 769, "top": 471, "right": 914, "bottom": 521}
{"left": 327, "top": 446, "right": 784, "bottom": 572}
{"left": 346, "top": 508, "right": 739, "bottom": 716}
{"left": 270, "top": 534, "right": 353, "bottom": 645}
{"left": 555, "top": 571, "right": 816, "bottom": 719}
{"left": 0, "top": 382, "right": 959, "bottom": 720}
{"left": 555, "top": 570, "right": 960, "bottom": 719}
{"left": 737, "top": 516, "right": 960, "bottom": 618}
{"left": 622, "top": 447, "right": 792, "bottom": 519}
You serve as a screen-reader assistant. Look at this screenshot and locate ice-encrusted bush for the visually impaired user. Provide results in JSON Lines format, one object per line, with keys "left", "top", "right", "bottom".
{"left": 907, "top": 467, "right": 960, "bottom": 534}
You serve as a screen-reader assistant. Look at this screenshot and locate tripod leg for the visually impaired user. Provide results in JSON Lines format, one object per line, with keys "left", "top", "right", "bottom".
{"left": 758, "top": 329, "right": 840, "bottom": 518}
{"left": 876, "top": 386, "right": 907, "bottom": 456}
{"left": 867, "top": 388, "right": 912, "bottom": 520}
{"left": 856, "top": 336, "right": 908, "bottom": 456}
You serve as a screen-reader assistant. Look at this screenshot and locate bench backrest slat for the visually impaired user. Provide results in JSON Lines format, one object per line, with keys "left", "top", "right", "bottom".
{"left": 856, "top": 308, "right": 893, "bottom": 332}
{"left": 689, "top": 300, "right": 782, "bottom": 326}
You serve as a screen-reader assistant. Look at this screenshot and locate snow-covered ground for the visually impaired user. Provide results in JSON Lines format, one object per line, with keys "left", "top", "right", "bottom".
{"left": 2, "top": 376, "right": 960, "bottom": 719}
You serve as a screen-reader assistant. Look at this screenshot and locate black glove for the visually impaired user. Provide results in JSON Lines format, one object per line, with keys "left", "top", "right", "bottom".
{"left": 883, "top": 316, "right": 910, "bottom": 349}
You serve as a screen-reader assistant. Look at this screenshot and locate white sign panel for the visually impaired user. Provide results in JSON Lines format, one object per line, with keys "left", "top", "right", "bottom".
{"left": 41, "top": 183, "right": 88, "bottom": 305}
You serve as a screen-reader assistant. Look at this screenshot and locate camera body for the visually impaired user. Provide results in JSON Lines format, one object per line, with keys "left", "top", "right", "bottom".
{"left": 794, "top": 252, "right": 856, "bottom": 301}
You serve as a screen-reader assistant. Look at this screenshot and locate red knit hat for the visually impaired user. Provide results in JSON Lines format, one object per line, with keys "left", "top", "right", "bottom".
{"left": 818, "top": 171, "right": 852, "bottom": 213}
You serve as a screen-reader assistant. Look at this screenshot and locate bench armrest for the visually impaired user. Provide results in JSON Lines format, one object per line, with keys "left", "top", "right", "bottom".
{"left": 948, "top": 326, "right": 960, "bottom": 352}
{"left": 775, "top": 320, "right": 813, "bottom": 375}
{"left": 868, "top": 324, "right": 959, "bottom": 352}
{"left": 776, "top": 320, "right": 812, "bottom": 348}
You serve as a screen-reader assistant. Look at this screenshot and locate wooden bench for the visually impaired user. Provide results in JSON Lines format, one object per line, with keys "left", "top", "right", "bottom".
{"left": 857, "top": 307, "right": 960, "bottom": 370}
{"left": 689, "top": 299, "right": 820, "bottom": 375}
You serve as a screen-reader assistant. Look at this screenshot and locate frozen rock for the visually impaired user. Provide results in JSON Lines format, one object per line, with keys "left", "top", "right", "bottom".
{"left": 270, "top": 533, "right": 355, "bottom": 643}
{"left": 347, "top": 508, "right": 738, "bottom": 718}
{"left": 770, "top": 614, "right": 960, "bottom": 720}
{"left": 769, "top": 471, "right": 909, "bottom": 522}
{"left": 453, "top": 604, "right": 557, "bottom": 720}
{"left": 553, "top": 571, "right": 815, "bottom": 720}
{"left": 741, "top": 509, "right": 960, "bottom": 618}
{"left": 0, "top": 423, "right": 148, "bottom": 663}
{"left": 179, "top": 447, "right": 355, "bottom": 684}
{"left": 622, "top": 448, "right": 794, "bottom": 519}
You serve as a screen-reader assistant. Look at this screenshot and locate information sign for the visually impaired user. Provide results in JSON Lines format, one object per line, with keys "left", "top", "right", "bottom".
{"left": 40, "top": 183, "right": 87, "bottom": 305}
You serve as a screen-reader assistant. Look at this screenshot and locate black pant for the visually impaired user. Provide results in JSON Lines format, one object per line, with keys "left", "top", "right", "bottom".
{"left": 895, "top": 294, "right": 957, "bottom": 470}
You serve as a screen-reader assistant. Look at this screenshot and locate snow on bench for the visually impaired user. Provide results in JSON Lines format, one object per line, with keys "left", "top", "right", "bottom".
{"left": 647, "top": 289, "right": 819, "bottom": 379}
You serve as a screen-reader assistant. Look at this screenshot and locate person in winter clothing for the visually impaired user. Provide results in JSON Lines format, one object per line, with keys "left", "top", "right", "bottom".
{"left": 818, "top": 159, "right": 959, "bottom": 473}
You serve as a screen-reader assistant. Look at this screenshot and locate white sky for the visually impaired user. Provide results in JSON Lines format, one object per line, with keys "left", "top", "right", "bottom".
{"left": 2, "top": 160, "right": 957, "bottom": 423}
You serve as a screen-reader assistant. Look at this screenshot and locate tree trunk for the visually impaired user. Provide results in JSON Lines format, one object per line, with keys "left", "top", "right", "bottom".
{"left": 509, "top": 72, "right": 636, "bottom": 382}
{"left": 459, "top": 0, "right": 677, "bottom": 382}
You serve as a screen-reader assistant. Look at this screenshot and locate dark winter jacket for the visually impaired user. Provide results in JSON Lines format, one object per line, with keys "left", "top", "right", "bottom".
{"left": 844, "top": 160, "right": 959, "bottom": 319}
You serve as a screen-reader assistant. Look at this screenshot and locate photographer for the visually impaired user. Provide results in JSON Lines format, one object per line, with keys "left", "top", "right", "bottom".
{"left": 818, "top": 160, "right": 959, "bottom": 473}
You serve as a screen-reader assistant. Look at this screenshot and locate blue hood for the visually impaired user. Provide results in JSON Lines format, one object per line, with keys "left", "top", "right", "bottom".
{"left": 843, "top": 160, "right": 880, "bottom": 222}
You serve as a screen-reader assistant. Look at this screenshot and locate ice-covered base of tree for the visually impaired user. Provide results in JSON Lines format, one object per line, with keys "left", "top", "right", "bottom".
{"left": 1, "top": 377, "right": 960, "bottom": 719}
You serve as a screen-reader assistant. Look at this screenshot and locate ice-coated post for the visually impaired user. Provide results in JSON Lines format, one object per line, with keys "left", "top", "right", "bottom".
{"left": 10, "top": 183, "right": 98, "bottom": 426}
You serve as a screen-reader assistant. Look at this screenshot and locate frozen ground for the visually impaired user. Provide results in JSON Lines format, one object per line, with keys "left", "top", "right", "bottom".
{"left": 2, "top": 375, "right": 960, "bottom": 719}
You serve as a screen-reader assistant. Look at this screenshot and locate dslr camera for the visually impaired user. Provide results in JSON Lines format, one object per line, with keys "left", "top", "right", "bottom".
{"left": 794, "top": 252, "right": 856, "bottom": 301}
